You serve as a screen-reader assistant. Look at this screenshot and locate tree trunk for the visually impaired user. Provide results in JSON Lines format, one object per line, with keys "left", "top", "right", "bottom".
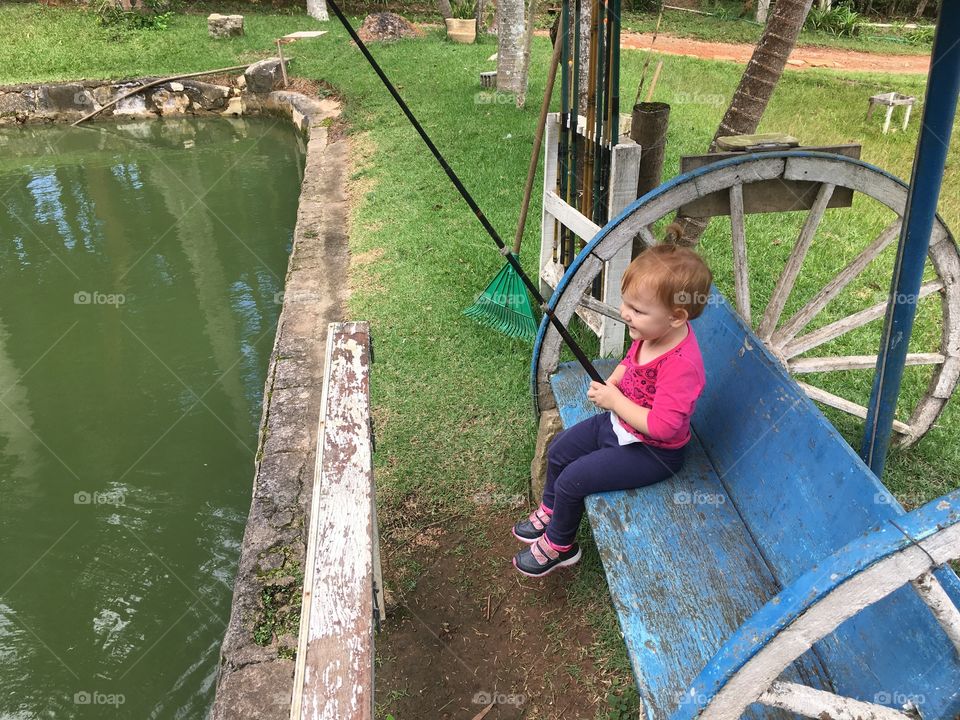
{"left": 307, "top": 0, "right": 329, "bottom": 21}
{"left": 515, "top": 0, "right": 541, "bottom": 107}
{"left": 437, "top": 0, "right": 452, "bottom": 20}
{"left": 756, "top": 0, "right": 771, "bottom": 23}
{"left": 914, "top": 0, "right": 929, "bottom": 18}
{"left": 497, "top": 0, "right": 528, "bottom": 95}
{"left": 676, "top": 0, "right": 815, "bottom": 245}
{"left": 475, "top": 0, "right": 487, "bottom": 32}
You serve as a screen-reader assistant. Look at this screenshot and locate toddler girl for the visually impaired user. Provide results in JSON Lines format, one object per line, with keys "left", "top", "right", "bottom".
{"left": 513, "top": 233, "right": 713, "bottom": 577}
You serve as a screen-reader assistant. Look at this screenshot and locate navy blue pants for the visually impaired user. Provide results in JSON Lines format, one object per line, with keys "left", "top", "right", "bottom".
{"left": 542, "top": 412, "right": 686, "bottom": 547}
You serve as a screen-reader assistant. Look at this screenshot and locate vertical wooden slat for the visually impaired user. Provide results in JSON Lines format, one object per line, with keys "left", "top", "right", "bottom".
{"left": 600, "top": 139, "right": 642, "bottom": 357}
{"left": 540, "top": 113, "right": 561, "bottom": 298}
{"left": 729, "top": 183, "right": 752, "bottom": 326}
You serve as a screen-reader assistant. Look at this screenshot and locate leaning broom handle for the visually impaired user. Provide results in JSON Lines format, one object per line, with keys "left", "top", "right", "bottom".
{"left": 513, "top": 35, "right": 564, "bottom": 256}
{"left": 71, "top": 63, "right": 251, "bottom": 127}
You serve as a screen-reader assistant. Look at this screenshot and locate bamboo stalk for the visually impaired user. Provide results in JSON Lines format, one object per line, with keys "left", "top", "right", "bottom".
{"left": 71, "top": 63, "right": 250, "bottom": 126}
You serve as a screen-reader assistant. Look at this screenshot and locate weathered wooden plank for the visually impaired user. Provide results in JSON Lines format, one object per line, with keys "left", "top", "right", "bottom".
{"left": 543, "top": 190, "right": 602, "bottom": 244}
{"left": 291, "top": 321, "right": 376, "bottom": 720}
{"left": 539, "top": 114, "right": 560, "bottom": 297}
{"left": 678, "top": 147, "right": 858, "bottom": 217}
{"left": 729, "top": 183, "right": 752, "bottom": 325}
{"left": 600, "top": 140, "right": 643, "bottom": 357}
{"left": 788, "top": 352, "right": 944, "bottom": 373}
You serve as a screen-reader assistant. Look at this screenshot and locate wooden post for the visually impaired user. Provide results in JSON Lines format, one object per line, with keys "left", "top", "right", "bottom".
{"left": 277, "top": 40, "right": 289, "bottom": 88}
{"left": 630, "top": 101, "right": 670, "bottom": 257}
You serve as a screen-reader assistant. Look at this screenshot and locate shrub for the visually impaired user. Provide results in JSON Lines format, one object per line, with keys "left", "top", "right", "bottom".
{"left": 95, "top": 0, "right": 177, "bottom": 30}
{"left": 806, "top": 2, "right": 863, "bottom": 37}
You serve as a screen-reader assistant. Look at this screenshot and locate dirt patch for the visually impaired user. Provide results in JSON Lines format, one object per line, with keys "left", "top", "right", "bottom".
{"left": 612, "top": 30, "right": 929, "bottom": 74}
{"left": 375, "top": 511, "right": 619, "bottom": 720}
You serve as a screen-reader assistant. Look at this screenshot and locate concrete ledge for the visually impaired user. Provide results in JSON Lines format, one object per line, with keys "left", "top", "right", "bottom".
{"left": 210, "top": 125, "right": 352, "bottom": 718}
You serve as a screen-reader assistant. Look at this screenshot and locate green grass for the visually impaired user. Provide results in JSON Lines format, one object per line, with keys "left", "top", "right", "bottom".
{"left": 615, "top": 2, "right": 932, "bottom": 56}
{"left": 1, "top": 3, "right": 957, "bottom": 709}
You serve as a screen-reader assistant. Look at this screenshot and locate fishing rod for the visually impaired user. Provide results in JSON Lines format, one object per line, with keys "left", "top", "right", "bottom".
{"left": 323, "top": 0, "right": 605, "bottom": 384}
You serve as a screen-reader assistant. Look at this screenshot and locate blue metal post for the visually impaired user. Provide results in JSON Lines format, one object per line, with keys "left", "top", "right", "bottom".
{"left": 861, "top": 4, "right": 960, "bottom": 476}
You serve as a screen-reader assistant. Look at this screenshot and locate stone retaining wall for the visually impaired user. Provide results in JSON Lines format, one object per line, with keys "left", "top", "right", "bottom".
{"left": 0, "top": 59, "right": 336, "bottom": 134}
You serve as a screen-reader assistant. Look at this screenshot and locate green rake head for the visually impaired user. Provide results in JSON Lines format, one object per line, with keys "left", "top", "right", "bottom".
{"left": 463, "top": 262, "right": 539, "bottom": 341}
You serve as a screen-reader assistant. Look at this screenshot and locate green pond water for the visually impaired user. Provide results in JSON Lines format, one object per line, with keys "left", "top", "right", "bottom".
{"left": 0, "top": 117, "right": 304, "bottom": 718}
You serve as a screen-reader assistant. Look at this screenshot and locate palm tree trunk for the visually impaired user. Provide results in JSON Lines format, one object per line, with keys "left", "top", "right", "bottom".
{"left": 675, "top": 0, "right": 815, "bottom": 245}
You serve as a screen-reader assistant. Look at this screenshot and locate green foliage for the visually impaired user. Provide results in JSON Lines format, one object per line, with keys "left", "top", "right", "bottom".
{"left": 903, "top": 23, "right": 935, "bottom": 44}
{"left": 806, "top": 2, "right": 863, "bottom": 37}
{"left": 95, "top": 0, "right": 177, "bottom": 31}
{"left": 449, "top": 0, "right": 476, "bottom": 19}
{"left": 622, "top": 0, "right": 661, "bottom": 12}
{"left": 606, "top": 685, "right": 641, "bottom": 720}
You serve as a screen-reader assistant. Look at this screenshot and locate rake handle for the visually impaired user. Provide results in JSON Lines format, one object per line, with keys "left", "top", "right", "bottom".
{"left": 513, "top": 33, "right": 564, "bottom": 256}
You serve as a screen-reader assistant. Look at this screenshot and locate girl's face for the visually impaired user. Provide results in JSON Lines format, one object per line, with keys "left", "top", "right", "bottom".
{"left": 619, "top": 284, "right": 686, "bottom": 343}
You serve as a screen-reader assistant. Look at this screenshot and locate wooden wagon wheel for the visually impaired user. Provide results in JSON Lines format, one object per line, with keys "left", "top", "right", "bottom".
{"left": 531, "top": 151, "right": 960, "bottom": 448}
{"left": 672, "top": 490, "right": 960, "bottom": 720}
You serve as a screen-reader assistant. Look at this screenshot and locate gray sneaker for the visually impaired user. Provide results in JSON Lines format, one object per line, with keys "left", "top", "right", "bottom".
{"left": 512, "top": 505, "right": 552, "bottom": 544}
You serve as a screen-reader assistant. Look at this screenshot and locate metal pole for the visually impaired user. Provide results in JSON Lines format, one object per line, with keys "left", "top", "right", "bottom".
{"left": 860, "top": 3, "right": 960, "bottom": 476}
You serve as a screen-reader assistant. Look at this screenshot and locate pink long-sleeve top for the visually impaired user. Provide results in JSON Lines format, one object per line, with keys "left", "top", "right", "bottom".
{"left": 611, "top": 323, "right": 706, "bottom": 449}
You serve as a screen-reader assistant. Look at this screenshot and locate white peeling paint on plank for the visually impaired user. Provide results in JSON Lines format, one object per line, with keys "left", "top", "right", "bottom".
{"left": 291, "top": 322, "right": 375, "bottom": 720}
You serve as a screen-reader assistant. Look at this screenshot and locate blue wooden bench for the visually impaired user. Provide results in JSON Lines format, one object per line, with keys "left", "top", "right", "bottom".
{"left": 541, "top": 293, "right": 960, "bottom": 719}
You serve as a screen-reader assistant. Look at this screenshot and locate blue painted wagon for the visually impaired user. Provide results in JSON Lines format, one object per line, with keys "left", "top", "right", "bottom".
{"left": 529, "top": 7, "right": 960, "bottom": 719}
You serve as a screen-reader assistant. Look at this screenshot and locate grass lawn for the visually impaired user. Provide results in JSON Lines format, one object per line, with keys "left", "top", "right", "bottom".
{"left": 1, "top": 4, "right": 957, "bottom": 717}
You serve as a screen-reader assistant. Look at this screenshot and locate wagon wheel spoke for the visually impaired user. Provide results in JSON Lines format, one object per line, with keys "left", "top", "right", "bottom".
{"left": 788, "top": 353, "right": 945, "bottom": 373}
{"left": 638, "top": 225, "right": 657, "bottom": 249}
{"left": 795, "top": 381, "right": 914, "bottom": 436}
{"left": 783, "top": 279, "right": 944, "bottom": 358}
{"left": 757, "top": 183, "right": 835, "bottom": 342}
{"left": 771, "top": 219, "right": 902, "bottom": 348}
{"left": 759, "top": 680, "right": 917, "bottom": 720}
{"left": 729, "top": 183, "right": 752, "bottom": 325}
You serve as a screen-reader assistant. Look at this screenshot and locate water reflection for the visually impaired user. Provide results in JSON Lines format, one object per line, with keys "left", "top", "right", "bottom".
{"left": 0, "top": 117, "right": 303, "bottom": 718}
